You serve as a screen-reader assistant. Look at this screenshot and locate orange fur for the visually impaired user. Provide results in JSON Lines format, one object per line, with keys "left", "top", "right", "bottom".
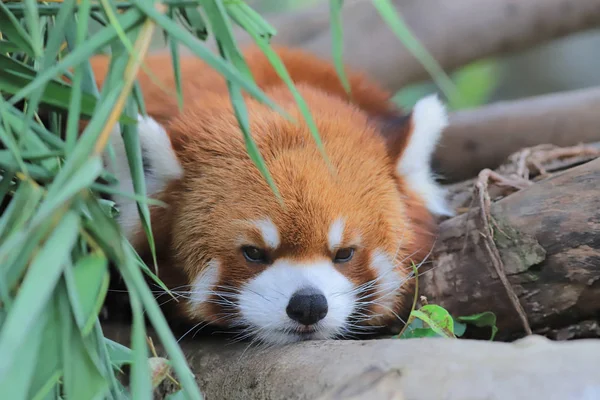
{"left": 91, "top": 45, "right": 439, "bottom": 339}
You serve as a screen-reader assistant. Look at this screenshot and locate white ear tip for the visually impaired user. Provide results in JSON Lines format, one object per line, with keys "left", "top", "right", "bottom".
{"left": 412, "top": 94, "right": 449, "bottom": 135}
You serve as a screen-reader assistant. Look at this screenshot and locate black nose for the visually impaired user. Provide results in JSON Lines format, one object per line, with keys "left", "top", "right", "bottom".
{"left": 286, "top": 288, "right": 328, "bottom": 325}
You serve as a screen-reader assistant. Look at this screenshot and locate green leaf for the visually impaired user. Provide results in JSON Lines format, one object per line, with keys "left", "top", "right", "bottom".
{"left": 454, "top": 321, "right": 467, "bottom": 337}
{"left": 0, "top": 306, "right": 47, "bottom": 399}
{"left": 119, "top": 243, "right": 203, "bottom": 400}
{"left": 121, "top": 100, "right": 158, "bottom": 272}
{"left": 167, "top": 6, "right": 184, "bottom": 111}
{"left": 128, "top": 286, "right": 152, "bottom": 400}
{"left": 0, "top": 54, "right": 99, "bottom": 120}
{"left": 0, "top": 178, "right": 44, "bottom": 241}
{"left": 66, "top": 253, "right": 110, "bottom": 336}
{"left": 58, "top": 283, "right": 108, "bottom": 400}
{"left": 227, "top": 2, "right": 276, "bottom": 39}
{"left": 0, "top": 211, "right": 80, "bottom": 380}
{"left": 410, "top": 304, "right": 456, "bottom": 338}
{"left": 178, "top": 5, "right": 208, "bottom": 40}
{"left": 400, "top": 327, "right": 443, "bottom": 339}
{"left": 132, "top": 0, "right": 286, "bottom": 117}
{"left": 105, "top": 338, "right": 134, "bottom": 369}
{"left": 328, "top": 0, "right": 351, "bottom": 94}
{"left": 166, "top": 391, "right": 187, "bottom": 400}
{"left": 7, "top": 7, "right": 145, "bottom": 108}
{"left": 448, "top": 59, "right": 499, "bottom": 110}
{"left": 28, "top": 300, "right": 63, "bottom": 400}
{"left": 371, "top": 0, "right": 460, "bottom": 104}
{"left": 0, "top": 2, "right": 36, "bottom": 57}
{"left": 64, "top": 1, "right": 94, "bottom": 153}
{"left": 230, "top": 23, "right": 332, "bottom": 174}
{"left": 23, "top": 0, "right": 44, "bottom": 59}
{"left": 36, "top": 156, "right": 103, "bottom": 222}
{"left": 0, "top": 39, "right": 21, "bottom": 53}
{"left": 21, "top": 0, "right": 77, "bottom": 149}
{"left": 457, "top": 311, "right": 499, "bottom": 341}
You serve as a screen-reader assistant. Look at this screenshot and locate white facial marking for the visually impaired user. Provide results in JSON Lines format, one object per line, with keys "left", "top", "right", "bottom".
{"left": 103, "top": 115, "right": 183, "bottom": 241}
{"left": 189, "top": 259, "right": 220, "bottom": 307}
{"left": 253, "top": 218, "right": 280, "bottom": 249}
{"left": 370, "top": 249, "right": 405, "bottom": 310}
{"left": 237, "top": 259, "right": 355, "bottom": 345}
{"left": 328, "top": 217, "right": 346, "bottom": 251}
{"left": 396, "top": 94, "right": 454, "bottom": 217}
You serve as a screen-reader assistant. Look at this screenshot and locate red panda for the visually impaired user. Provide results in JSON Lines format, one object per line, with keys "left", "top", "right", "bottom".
{"left": 91, "top": 45, "right": 453, "bottom": 345}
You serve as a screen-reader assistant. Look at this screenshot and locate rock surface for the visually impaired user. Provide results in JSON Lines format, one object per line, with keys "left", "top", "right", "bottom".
{"left": 183, "top": 335, "right": 600, "bottom": 400}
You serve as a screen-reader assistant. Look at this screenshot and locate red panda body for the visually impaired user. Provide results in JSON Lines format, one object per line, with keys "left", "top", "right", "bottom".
{"left": 93, "top": 46, "right": 453, "bottom": 344}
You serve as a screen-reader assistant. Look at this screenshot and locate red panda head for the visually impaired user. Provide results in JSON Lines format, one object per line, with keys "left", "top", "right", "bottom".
{"left": 105, "top": 81, "right": 452, "bottom": 345}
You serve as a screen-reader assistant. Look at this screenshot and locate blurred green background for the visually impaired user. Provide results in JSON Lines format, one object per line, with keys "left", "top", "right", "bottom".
{"left": 246, "top": 0, "right": 600, "bottom": 112}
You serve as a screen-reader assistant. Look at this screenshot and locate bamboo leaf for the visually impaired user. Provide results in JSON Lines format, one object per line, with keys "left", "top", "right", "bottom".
{"left": 27, "top": 300, "right": 63, "bottom": 400}
{"left": 178, "top": 5, "right": 208, "bottom": 40}
{"left": 0, "top": 307, "right": 47, "bottom": 399}
{"left": 131, "top": 0, "right": 286, "bottom": 117}
{"left": 328, "top": 0, "right": 351, "bottom": 94}
{"left": 228, "top": 6, "right": 332, "bottom": 175}
{"left": 7, "top": 7, "right": 145, "bottom": 107}
{"left": 0, "top": 2, "right": 36, "bottom": 57}
{"left": 58, "top": 282, "right": 109, "bottom": 400}
{"left": 371, "top": 0, "right": 460, "bottom": 104}
{"left": 0, "top": 54, "right": 103, "bottom": 121}
{"left": 0, "top": 211, "right": 80, "bottom": 380}
{"left": 65, "top": 253, "right": 110, "bottom": 336}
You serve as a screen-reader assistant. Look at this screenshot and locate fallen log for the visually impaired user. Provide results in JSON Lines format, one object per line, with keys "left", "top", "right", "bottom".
{"left": 422, "top": 157, "right": 600, "bottom": 340}
{"left": 435, "top": 87, "right": 600, "bottom": 182}
{"left": 165, "top": 0, "right": 600, "bottom": 92}
{"left": 242, "top": 0, "right": 600, "bottom": 91}
{"left": 101, "top": 322, "right": 600, "bottom": 400}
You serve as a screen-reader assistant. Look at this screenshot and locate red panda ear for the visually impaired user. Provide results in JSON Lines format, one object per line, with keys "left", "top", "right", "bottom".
{"left": 376, "top": 95, "right": 454, "bottom": 217}
{"left": 102, "top": 115, "right": 183, "bottom": 242}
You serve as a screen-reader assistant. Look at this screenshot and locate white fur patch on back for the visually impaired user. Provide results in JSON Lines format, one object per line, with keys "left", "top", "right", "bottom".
{"left": 328, "top": 217, "right": 346, "bottom": 251}
{"left": 396, "top": 95, "right": 454, "bottom": 217}
{"left": 237, "top": 259, "right": 355, "bottom": 345}
{"left": 102, "top": 115, "right": 183, "bottom": 241}
{"left": 253, "top": 218, "right": 280, "bottom": 249}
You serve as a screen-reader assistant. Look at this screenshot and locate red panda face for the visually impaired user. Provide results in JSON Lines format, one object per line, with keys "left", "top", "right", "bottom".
{"left": 102, "top": 51, "right": 453, "bottom": 344}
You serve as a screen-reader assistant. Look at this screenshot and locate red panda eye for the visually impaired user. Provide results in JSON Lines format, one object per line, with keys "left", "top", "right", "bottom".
{"left": 333, "top": 248, "right": 355, "bottom": 263}
{"left": 242, "top": 246, "right": 269, "bottom": 264}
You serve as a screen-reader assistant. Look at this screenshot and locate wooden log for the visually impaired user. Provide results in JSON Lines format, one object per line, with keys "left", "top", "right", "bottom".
{"left": 243, "top": 0, "right": 600, "bottom": 91}
{"left": 163, "top": 0, "right": 600, "bottom": 92}
{"left": 435, "top": 87, "right": 600, "bottom": 182}
{"left": 421, "top": 157, "right": 600, "bottom": 340}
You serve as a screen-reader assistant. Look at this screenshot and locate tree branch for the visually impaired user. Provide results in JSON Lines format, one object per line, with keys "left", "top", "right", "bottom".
{"left": 435, "top": 86, "right": 600, "bottom": 182}
{"left": 226, "top": 0, "right": 600, "bottom": 91}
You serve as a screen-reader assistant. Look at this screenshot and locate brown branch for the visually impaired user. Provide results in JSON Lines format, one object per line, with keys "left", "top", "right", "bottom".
{"left": 220, "top": 0, "right": 600, "bottom": 92}
{"left": 436, "top": 86, "right": 600, "bottom": 182}
{"left": 475, "top": 169, "right": 533, "bottom": 336}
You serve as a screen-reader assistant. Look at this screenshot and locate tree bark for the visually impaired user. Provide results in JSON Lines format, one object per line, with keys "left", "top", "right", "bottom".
{"left": 435, "top": 87, "right": 600, "bottom": 182}
{"left": 421, "top": 157, "right": 600, "bottom": 340}
{"left": 223, "top": 0, "right": 600, "bottom": 91}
